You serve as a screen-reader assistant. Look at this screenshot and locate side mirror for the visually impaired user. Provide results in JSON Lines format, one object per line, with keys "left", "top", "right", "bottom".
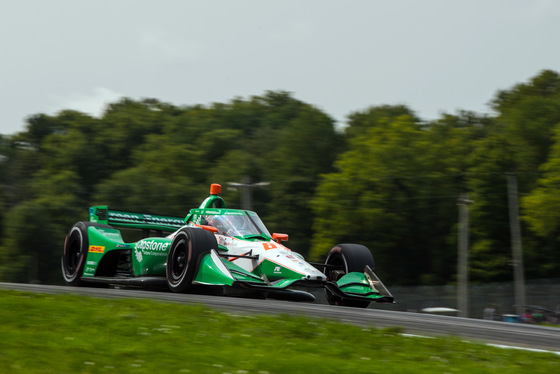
{"left": 200, "top": 225, "right": 218, "bottom": 234}
{"left": 272, "top": 233, "right": 288, "bottom": 243}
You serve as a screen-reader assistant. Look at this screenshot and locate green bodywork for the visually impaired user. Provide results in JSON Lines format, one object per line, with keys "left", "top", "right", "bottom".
{"left": 336, "top": 272, "right": 384, "bottom": 300}
{"left": 254, "top": 259, "right": 307, "bottom": 281}
{"left": 193, "top": 252, "right": 264, "bottom": 286}
{"left": 82, "top": 226, "right": 126, "bottom": 277}
{"left": 89, "top": 206, "right": 184, "bottom": 232}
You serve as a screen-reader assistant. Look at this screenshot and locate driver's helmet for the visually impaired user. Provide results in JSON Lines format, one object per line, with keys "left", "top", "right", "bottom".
{"left": 207, "top": 215, "right": 228, "bottom": 235}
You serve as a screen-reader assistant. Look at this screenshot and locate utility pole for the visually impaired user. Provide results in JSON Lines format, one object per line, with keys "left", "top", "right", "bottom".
{"left": 228, "top": 176, "right": 270, "bottom": 210}
{"left": 457, "top": 193, "right": 473, "bottom": 318}
{"left": 506, "top": 173, "right": 526, "bottom": 317}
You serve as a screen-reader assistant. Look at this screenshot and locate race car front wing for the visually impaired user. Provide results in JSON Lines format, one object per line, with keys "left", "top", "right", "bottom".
{"left": 193, "top": 250, "right": 394, "bottom": 303}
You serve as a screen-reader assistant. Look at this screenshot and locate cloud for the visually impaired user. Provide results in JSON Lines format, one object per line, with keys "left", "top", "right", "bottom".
{"left": 46, "top": 87, "right": 123, "bottom": 117}
{"left": 138, "top": 29, "right": 204, "bottom": 63}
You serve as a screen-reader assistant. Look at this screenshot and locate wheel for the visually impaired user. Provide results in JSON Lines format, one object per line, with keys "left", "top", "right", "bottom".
{"left": 324, "top": 243, "right": 375, "bottom": 308}
{"left": 166, "top": 227, "right": 218, "bottom": 293}
{"left": 61, "top": 221, "right": 113, "bottom": 286}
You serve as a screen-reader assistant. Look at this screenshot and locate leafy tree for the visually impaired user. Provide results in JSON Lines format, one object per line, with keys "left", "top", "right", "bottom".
{"left": 0, "top": 170, "right": 84, "bottom": 283}
{"left": 344, "top": 105, "right": 419, "bottom": 140}
{"left": 96, "top": 98, "right": 176, "bottom": 174}
{"left": 466, "top": 134, "right": 517, "bottom": 282}
{"left": 489, "top": 70, "right": 560, "bottom": 177}
{"left": 521, "top": 123, "right": 560, "bottom": 278}
{"left": 467, "top": 70, "right": 560, "bottom": 281}
{"left": 263, "top": 105, "right": 342, "bottom": 255}
{"left": 311, "top": 112, "right": 430, "bottom": 284}
{"left": 93, "top": 166, "right": 203, "bottom": 217}
{"left": 22, "top": 114, "right": 68, "bottom": 149}
{"left": 310, "top": 107, "right": 488, "bottom": 285}
{"left": 418, "top": 112, "right": 491, "bottom": 283}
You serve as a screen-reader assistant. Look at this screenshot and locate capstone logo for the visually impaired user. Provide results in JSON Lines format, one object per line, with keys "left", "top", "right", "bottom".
{"left": 135, "top": 248, "right": 143, "bottom": 263}
{"left": 136, "top": 240, "right": 170, "bottom": 252}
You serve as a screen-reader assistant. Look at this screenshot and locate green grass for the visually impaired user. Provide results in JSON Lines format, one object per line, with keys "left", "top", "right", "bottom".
{"left": 0, "top": 290, "right": 558, "bottom": 373}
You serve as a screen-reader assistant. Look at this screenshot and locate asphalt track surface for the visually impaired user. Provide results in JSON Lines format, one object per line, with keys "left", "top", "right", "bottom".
{"left": 1, "top": 282, "right": 559, "bottom": 352}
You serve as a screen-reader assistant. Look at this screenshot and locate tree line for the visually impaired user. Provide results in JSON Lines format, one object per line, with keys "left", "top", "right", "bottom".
{"left": 1, "top": 70, "right": 559, "bottom": 286}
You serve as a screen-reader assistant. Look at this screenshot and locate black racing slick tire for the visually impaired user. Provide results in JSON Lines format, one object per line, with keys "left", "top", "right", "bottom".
{"left": 324, "top": 243, "right": 375, "bottom": 308}
{"left": 61, "top": 221, "right": 113, "bottom": 286}
{"left": 166, "top": 227, "right": 219, "bottom": 293}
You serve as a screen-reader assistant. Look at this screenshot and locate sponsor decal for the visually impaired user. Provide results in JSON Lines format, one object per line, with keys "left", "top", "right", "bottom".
{"left": 108, "top": 212, "right": 183, "bottom": 225}
{"left": 274, "top": 266, "right": 282, "bottom": 274}
{"left": 204, "top": 210, "right": 222, "bottom": 215}
{"left": 224, "top": 211, "right": 243, "bottom": 215}
{"left": 86, "top": 261, "right": 96, "bottom": 266}
{"left": 88, "top": 245, "right": 105, "bottom": 253}
{"left": 109, "top": 212, "right": 142, "bottom": 221}
{"left": 136, "top": 240, "right": 170, "bottom": 252}
{"left": 116, "top": 244, "right": 131, "bottom": 248}
{"left": 285, "top": 255, "right": 300, "bottom": 262}
{"left": 260, "top": 258, "right": 306, "bottom": 277}
{"left": 143, "top": 214, "right": 183, "bottom": 225}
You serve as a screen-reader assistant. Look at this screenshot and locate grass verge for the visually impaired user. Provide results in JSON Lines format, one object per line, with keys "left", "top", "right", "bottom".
{"left": 0, "top": 290, "right": 559, "bottom": 373}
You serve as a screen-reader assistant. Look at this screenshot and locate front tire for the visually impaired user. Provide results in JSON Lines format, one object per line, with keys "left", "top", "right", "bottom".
{"left": 61, "top": 222, "right": 113, "bottom": 286}
{"left": 166, "top": 228, "right": 218, "bottom": 293}
{"left": 324, "top": 244, "right": 375, "bottom": 308}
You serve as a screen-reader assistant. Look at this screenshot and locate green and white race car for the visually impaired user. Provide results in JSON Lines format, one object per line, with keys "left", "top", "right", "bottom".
{"left": 62, "top": 184, "right": 393, "bottom": 307}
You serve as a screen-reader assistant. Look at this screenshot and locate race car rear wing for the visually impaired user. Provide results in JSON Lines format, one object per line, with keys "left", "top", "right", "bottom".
{"left": 89, "top": 205, "right": 185, "bottom": 232}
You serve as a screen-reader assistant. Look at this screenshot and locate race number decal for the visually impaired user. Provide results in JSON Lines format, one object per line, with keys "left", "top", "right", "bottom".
{"left": 262, "top": 242, "right": 277, "bottom": 250}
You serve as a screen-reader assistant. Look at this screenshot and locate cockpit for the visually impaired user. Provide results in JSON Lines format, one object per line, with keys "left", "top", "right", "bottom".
{"left": 193, "top": 210, "right": 271, "bottom": 239}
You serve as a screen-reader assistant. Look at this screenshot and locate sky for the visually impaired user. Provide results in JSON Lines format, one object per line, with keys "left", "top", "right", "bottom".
{"left": 1, "top": 0, "right": 560, "bottom": 135}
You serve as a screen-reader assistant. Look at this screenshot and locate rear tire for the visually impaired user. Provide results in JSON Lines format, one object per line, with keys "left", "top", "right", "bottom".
{"left": 166, "top": 228, "right": 218, "bottom": 293}
{"left": 61, "top": 222, "right": 113, "bottom": 286}
{"left": 324, "top": 244, "right": 375, "bottom": 308}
